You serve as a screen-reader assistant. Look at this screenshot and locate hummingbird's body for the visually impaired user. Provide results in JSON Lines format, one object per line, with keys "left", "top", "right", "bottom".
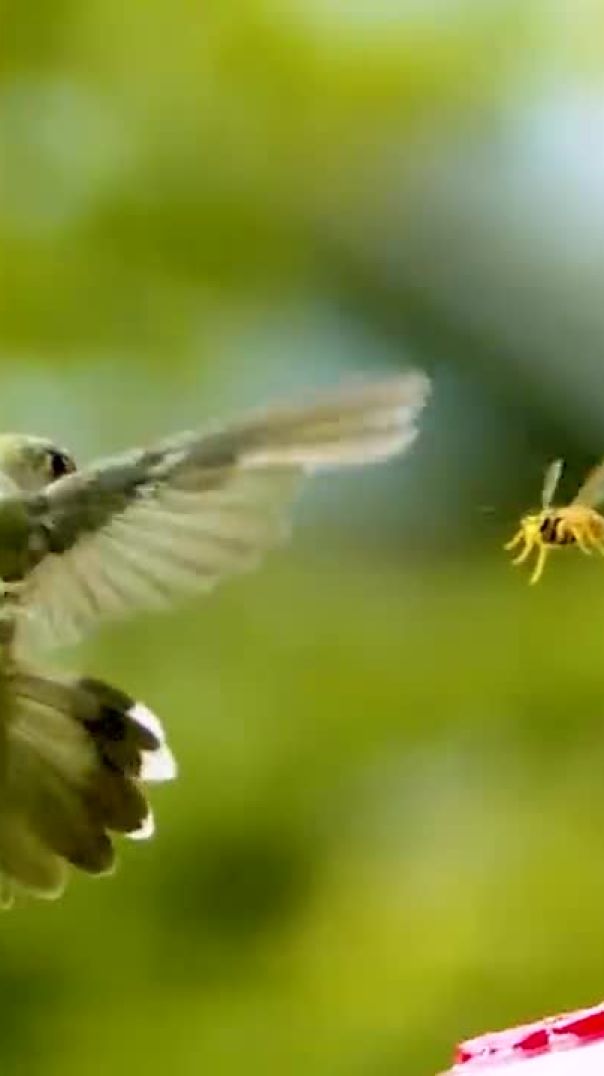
{"left": 0, "top": 374, "right": 429, "bottom": 905}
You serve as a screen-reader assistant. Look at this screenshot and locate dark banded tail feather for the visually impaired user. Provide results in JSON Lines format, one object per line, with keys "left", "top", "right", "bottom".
{"left": 0, "top": 670, "right": 175, "bottom": 905}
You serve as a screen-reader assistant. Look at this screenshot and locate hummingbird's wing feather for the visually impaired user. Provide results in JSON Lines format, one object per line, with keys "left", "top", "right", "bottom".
{"left": 20, "top": 468, "right": 301, "bottom": 649}
{"left": 16, "top": 374, "right": 429, "bottom": 651}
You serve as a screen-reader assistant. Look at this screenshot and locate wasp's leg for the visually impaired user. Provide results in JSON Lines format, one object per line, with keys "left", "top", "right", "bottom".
{"left": 529, "top": 544, "right": 548, "bottom": 585}
{"left": 511, "top": 536, "right": 535, "bottom": 566}
{"left": 504, "top": 529, "right": 525, "bottom": 552}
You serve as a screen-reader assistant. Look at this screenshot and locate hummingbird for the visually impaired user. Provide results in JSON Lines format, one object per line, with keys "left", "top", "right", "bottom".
{"left": 0, "top": 373, "right": 430, "bottom": 905}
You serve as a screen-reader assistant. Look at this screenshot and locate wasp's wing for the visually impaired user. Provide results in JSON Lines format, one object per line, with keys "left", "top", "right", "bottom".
{"left": 541, "top": 459, "right": 564, "bottom": 509}
{"left": 572, "top": 460, "right": 604, "bottom": 508}
{"left": 15, "top": 374, "right": 430, "bottom": 651}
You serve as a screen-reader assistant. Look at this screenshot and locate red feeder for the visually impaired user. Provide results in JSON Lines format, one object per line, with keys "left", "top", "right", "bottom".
{"left": 443, "top": 1002, "right": 604, "bottom": 1074}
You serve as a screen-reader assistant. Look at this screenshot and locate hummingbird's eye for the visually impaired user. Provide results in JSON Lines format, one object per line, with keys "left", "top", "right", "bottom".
{"left": 48, "top": 449, "right": 76, "bottom": 480}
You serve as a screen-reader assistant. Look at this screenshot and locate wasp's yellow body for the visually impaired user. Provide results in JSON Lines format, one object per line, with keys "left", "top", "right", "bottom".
{"left": 505, "top": 459, "right": 604, "bottom": 584}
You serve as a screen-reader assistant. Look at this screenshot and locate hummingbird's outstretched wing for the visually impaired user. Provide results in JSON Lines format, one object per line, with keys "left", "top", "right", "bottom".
{"left": 15, "top": 374, "right": 430, "bottom": 651}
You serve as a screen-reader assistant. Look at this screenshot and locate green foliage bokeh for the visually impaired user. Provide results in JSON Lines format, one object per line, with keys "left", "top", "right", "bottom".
{"left": 2, "top": 2, "right": 604, "bottom": 1075}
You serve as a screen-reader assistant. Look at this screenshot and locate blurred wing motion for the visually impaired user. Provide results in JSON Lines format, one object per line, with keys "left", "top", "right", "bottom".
{"left": 572, "top": 459, "right": 604, "bottom": 508}
{"left": 17, "top": 374, "right": 430, "bottom": 651}
{"left": 541, "top": 459, "right": 563, "bottom": 508}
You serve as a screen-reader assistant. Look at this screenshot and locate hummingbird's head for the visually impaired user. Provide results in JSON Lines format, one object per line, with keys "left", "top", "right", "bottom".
{"left": 0, "top": 435, "right": 77, "bottom": 492}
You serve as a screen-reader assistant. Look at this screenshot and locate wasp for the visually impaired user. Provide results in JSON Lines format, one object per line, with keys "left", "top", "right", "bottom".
{"left": 505, "top": 459, "right": 604, "bottom": 584}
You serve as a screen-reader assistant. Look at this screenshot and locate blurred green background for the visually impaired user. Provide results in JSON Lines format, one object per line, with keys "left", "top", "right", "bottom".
{"left": 3, "top": 1, "right": 604, "bottom": 1074}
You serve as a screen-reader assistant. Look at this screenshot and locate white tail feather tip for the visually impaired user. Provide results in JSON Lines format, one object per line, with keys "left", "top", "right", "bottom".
{"left": 129, "top": 810, "right": 155, "bottom": 841}
{"left": 129, "top": 701, "right": 177, "bottom": 782}
{"left": 141, "top": 745, "right": 177, "bottom": 782}
{"left": 129, "top": 701, "right": 165, "bottom": 743}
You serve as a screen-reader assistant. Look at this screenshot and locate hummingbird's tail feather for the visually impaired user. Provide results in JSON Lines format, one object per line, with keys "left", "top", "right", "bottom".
{"left": 0, "top": 671, "right": 175, "bottom": 905}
